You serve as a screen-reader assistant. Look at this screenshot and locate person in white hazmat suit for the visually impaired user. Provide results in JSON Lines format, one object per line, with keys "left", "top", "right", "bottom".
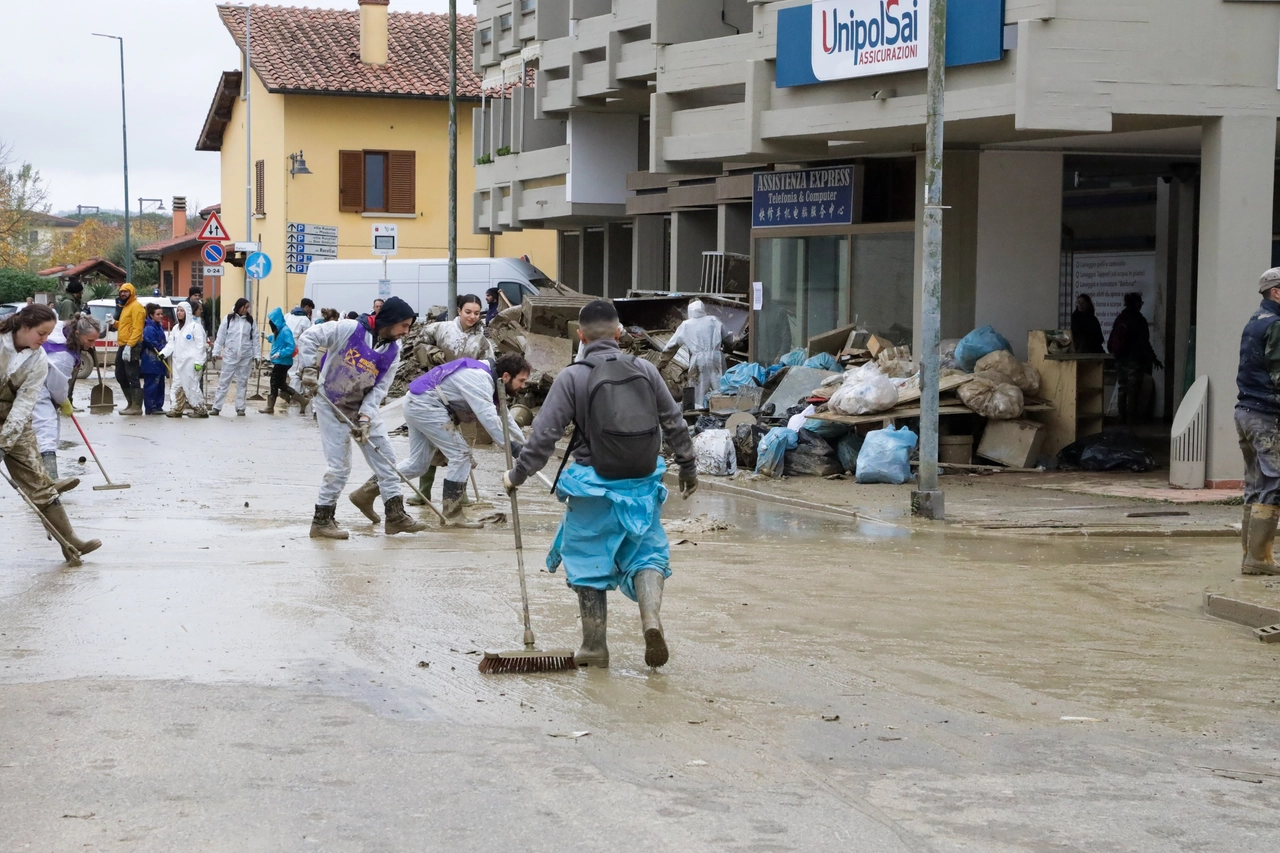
{"left": 284, "top": 298, "right": 314, "bottom": 408}
{"left": 658, "top": 299, "right": 734, "bottom": 407}
{"left": 297, "top": 296, "right": 427, "bottom": 540}
{"left": 352, "top": 354, "right": 529, "bottom": 527}
{"left": 31, "top": 314, "right": 102, "bottom": 492}
{"left": 161, "top": 302, "right": 209, "bottom": 418}
{"left": 211, "top": 297, "right": 258, "bottom": 417}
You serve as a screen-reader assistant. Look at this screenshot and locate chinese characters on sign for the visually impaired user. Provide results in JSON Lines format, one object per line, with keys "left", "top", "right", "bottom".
{"left": 752, "top": 166, "right": 855, "bottom": 228}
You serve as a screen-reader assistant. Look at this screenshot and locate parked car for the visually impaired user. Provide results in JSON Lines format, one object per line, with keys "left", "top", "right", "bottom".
{"left": 0, "top": 302, "right": 27, "bottom": 319}
{"left": 87, "top": 297, "right": 178, "bottom": 367}
{"left": 302, "top": 257, "right": 554, "bottom": 319}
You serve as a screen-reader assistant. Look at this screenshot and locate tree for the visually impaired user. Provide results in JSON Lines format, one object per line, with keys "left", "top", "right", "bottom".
{"left": 51, "top": 217, "right": 121, "bottom": 266}
{"left": 0, "top": 268, "right": 48, "bottom": 302}
{"left": 0, "top": 141, "right": 51, "bottom": 269}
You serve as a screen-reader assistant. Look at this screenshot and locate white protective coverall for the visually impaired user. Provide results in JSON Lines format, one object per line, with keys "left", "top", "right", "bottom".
{"left": 663, "top": 299, "right": 732, "bottom": 406}
{"left": 160, "top": 303, "right": 207, "bottom": 414}
{"left": 31, "top": 322, "right": 77, "bottom": 458}
{"left": 298, "top": 319, "right": 402, "bottom": 505}
{"left": 211, "top": 312, "right": 257, "bottom": 413}
{"left": 284, "top": 308, "right": 313, "bottom": 387}
{"left": 0, "top": 332, "right": 58, "bottom": 507}
{"left": 399, "top": 363, "right": 523, "bottom": 484}
{"left": 416, "top": 317, "right": 495, "bottom": 365}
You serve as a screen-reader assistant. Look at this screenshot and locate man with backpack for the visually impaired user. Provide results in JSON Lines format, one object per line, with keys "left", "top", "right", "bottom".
{"left": 504, "top": 300, "right": 698, "bottom": 669}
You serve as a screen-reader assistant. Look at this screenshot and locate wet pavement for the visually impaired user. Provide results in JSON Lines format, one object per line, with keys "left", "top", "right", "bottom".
{"left": 2, "top": 387, "right": 1279, "bottom": 851}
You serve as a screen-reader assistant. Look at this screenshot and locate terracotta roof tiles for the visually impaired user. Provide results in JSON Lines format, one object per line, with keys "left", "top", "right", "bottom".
{"left": 216, "top": 5, "right": 482, "bottom": 99}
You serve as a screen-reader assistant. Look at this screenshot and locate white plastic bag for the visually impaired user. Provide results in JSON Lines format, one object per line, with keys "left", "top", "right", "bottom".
{"left": 828, "top": 363, "right": 899, "bottom": 416}
{"left": 693, "top": 428, "right": 738, "bottom": 476}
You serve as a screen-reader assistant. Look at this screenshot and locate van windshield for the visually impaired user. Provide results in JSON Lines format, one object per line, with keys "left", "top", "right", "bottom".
{"left": 89, "top": 304, "right": 118, "bottom": 325}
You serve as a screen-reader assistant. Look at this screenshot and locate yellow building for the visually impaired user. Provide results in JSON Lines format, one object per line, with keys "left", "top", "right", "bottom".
{"left": 196, "top": 0, "right": 556, "bottom": 315}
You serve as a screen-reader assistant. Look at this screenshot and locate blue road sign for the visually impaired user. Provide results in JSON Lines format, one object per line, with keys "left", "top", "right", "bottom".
{"left": 201, "top": 242, "right": 226, "bottom": 265}
{"left": 245, "top": 252, "right": 273, "bottom": 280}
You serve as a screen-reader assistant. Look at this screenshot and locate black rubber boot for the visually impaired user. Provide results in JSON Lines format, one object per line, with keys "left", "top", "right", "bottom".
{"left": 349, "top": 476, "right": 382, "bottom": 523}
{"left": 635, "top": 569, "right": 668, "bottom": 668}
{"left": 1242, "top": 504, "right": 1280, "bottom": 575}
{"left": 310, "top": 504, "right": 349, "bottom": 540}
{"left": 573, "top": 587, "right": 609, "bottom": 667}
{"left": 440, "top": 479, "right": 482, "bottom": 528}
{"left": 385, "top": 495, "right": 428, "bottom": 535}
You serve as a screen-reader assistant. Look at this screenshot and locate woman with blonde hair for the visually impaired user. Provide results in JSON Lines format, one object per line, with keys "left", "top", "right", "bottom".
{"left": 31, "top": 313, "right": 103, "bottom": 491}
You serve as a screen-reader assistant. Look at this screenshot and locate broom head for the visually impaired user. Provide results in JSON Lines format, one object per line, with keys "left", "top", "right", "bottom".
{"left": 92, "top": 483, "right": 131, "bottom": 491}
{"left": 478, "top": 648, "right": 577, "bottom": 674}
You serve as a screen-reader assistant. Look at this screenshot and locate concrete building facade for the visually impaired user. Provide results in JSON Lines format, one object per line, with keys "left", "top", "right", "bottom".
{"left": 472, "top": 0, "right": 1280, "bottom": 486}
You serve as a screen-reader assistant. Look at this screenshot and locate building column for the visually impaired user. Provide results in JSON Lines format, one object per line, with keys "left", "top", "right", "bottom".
{"left": 1197, "top": 115, "right": 1277, "bottom": 486}
{"left": 632, "top": 215, "right": 665, "bottom": 291}
{"left": 670, "top": 209, "right": 716, "bottom": 293}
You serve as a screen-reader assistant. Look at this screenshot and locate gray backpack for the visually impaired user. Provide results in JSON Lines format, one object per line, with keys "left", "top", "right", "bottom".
{"left": 553, "top": 353, "right": 662, "bottom": 487}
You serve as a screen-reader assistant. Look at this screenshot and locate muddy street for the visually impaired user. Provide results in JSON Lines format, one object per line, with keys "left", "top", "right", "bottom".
{"left": 2, "top": 402, "right": 1278, "bottom": 852}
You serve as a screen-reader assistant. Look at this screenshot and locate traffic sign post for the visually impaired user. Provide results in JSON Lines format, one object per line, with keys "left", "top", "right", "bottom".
{"left": 286, "top": 223, "right": 338, "bottom": 275}
{"left": 196, "top": 210, "right": 230, "bottom": 242}
{"left": 201, "top": 242, "right": 226, "bottom": 265}
{"left": 372, "top": 223, "right": 398, "bottom": 256}
{"left": 204, "top": 265, "right": 225, "bottom": 277}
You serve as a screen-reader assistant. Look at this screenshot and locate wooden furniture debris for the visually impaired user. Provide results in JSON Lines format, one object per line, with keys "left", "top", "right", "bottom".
{"left": 1027, "top": 330, "right": 1109, "bottom": 456}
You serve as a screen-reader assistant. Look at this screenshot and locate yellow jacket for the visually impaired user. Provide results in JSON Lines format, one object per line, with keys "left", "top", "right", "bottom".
{"left": 115, "top": 283, "right": 145, "bottom": 347}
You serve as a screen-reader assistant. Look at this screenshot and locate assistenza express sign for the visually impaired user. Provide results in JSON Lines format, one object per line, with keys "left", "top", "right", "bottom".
{"left": 811, "top": 0, "right": 928, "bottom": 81}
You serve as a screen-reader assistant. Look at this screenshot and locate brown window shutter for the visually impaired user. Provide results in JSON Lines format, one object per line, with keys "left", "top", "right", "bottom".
{"left": 339, "top": 150, "right": 364, "bottom": 212}
{"left": 254, "top": 159, "right": 265, "bottom": 215}
{"left": 387, "top": 150, "right": 416, "bottom": 214}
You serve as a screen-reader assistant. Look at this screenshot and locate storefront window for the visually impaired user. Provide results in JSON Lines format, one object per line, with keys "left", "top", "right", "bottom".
{"left": 850, "top": 231, "right": 914, "bottom": 345}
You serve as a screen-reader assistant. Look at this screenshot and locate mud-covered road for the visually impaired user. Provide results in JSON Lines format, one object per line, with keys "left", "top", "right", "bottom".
{"left": 2, "top": 396, "right": 1278, "bottom": 851}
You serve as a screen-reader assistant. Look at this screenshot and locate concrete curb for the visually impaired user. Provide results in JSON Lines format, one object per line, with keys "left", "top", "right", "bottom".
{"left": 1204, "top": 592, "right": 1280, "bottom": 630}
{"left": 662, "top": 471, "right": 905, "bottom": 527}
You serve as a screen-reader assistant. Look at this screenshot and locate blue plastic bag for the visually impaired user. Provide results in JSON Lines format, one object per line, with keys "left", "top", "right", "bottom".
{"left": 720, "top": 362, "right": 767, "bottom": 394}
{"left": 803, "top": 418, "right": 850, "bottom": 439}
{"left": 855, "top": 425, "right": 918, "bottom": 485}
{"left": 779, "top": 348, "right": 807, "bottom": 367}
{"left": 954, "top": 325, "right": 1012, "bottom": 372}
{"left": 755, "top": 427, "right": 798, "bottom": 478}
{"left": 802, "top": 352, "right": 839, "bottom": 371}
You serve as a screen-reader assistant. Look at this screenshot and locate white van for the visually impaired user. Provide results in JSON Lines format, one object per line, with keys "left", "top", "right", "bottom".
{"left": 302, "top": 257, "right": 555, "bottom": 318}
{"left": 87, "top": 297, "right": 178, "bottom": 367}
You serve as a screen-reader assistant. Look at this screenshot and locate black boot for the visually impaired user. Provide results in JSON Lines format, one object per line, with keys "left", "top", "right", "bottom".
{"left": 309, "top": 504, "right": 349, "bottom": 540}
{"left": 573, "top": 587, "right": 609, "bottom": 667}
{"left": 440, "top": 479, "right": 481, "bottom": 528}
{"left": 385, "top": 495, "right": 428, "bottom": 535}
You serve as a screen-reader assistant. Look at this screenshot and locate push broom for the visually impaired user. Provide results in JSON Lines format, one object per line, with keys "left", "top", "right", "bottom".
{"left": 479, "top": 383, "right": 575, "bottom": 674}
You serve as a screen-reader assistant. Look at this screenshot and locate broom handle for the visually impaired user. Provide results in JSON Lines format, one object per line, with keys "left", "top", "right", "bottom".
{"left": 67, "top": 411, "right": 112, "bottom": 483}
{"left": 0, "top": 462, "right": 81, "bottom": 565}
{"left": 497, "top": 380, "right": 535, "bottom": 650}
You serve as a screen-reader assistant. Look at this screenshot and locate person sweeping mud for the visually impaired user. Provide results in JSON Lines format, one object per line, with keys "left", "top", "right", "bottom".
{"left": 31, "top": 314, "right": 102, "bottom": 492}
{"left": 0, "top": 305, "right": 102, "bottom": 563}
{"left": 298, "top": 296, "right": 425, "bottom": 539}
{"left": 1235, "top": 267, "right": 1280, "bottom": 576}
{"left": 503, "top": 300, "right": 698, "bottom": 669}
{"left": 355, "top": 354, "right": 529, "bottom": 528}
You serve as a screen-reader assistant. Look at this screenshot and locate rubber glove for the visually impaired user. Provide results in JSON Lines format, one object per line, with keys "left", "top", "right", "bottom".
{"left": 502, "top": 471, "right": 517, "bottom": 496}
{"left": 194, "top": 363, "right": 203, "bottom": 372}
{"left": 679, "top": 470, "right": 698, "bottom": 500}
{"left": 299, "top": 369, "right": 319, "bottom": 393}
{"left": 119, "top": 345, "right": 131, "bottom": 362}
{"left": 351, "top": 418, "right": 371, "bottom": 444}
{"left": 59, "top": 399, "right": 73, "bottom": 416}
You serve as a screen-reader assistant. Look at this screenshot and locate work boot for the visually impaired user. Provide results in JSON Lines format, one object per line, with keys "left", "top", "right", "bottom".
{"left": 261, "top": 394, "right": 276, "bottom": 415}
{"left": 236, "top": 409, "right": 246, "bottom": 417}
{"left": 119, "top": 389, "right": 143, "bottom": 417}
{"left": 309, "top": 504, "right": 350, "bottom": 540}
{"left": 211, "top": 408, "right": 221, "bottom": 417}
{"left": 166, "top": 406, "right": 185, "bottom": 418}
{"left": 43, "top": 499, "right": 102, "bottom": 563}
{"left": 573, "top": 587, "right": 609, "bottom": 667}
{"left": 439, "top": 479, "right": 482, "bottom": 528}
{"left": 1242, "top": 504, "right": 1280, "bottom": 575}
{"left": 349, "top": 476, "right": 382, "bottom": 523}
{"left": 1242, "top": 504, "right": 1253, "bottom": 555}
{"left": 385, "top": 496, "right": 428, "bottom": 535}
{"left": 189, "top": 408, "right": 209, "bottom": 419}
{"left": 634, "top": 569, "right": 669, "bottom": 668}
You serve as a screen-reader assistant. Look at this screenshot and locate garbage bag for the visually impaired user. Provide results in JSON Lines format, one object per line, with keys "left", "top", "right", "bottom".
{"left": 803, "top": 352, "right": 839, "bottom": 371}
{"left": 787, "top": 404, "right": 817, "bottom": 432}
{"left": 720, "top": 362, "right": 767, "bottom": 394}
{"left": 855, "top": 425, "right": 918, "bottom": 485}
{"left": 837, "top": 431, "right": 864, "bottom": 474}
{"left": 779, "top": 348, "right": 808, "bottom": 367}
{"left": 755, "top": 427, "right": 799, "bottom": 478}
{"left": 804, "top": 417, "right": 850, "bottom": 440}
{"left": 940, "top": 338, "right": 963, "bottom": 371}
{"left": 734, "top": 422, "right": 767, "bottom": 470}
{"left": 958, "top": 376, "right": 1024, "bottom": 420}
{"left": 975, "top": 350, "right": 1041, "bottom": 395}
{"left": 828, "top": 362, "right": 899, "bottom": 416}
{"left": 955, "top": 325, "right": 1012, "bottom": 372}
{"left": 691, "top": 413, "right": 728, "bottom": 436}
{"left": 693, "top": 428, "right": 737, "bottom": 476}
{"left": 1058, "top": 431, "right": 1155, "bottom": 472}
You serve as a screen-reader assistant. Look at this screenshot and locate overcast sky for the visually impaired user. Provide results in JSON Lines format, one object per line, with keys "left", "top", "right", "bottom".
{"left": 1, "top": 0, "right": 476, "bottom": 216}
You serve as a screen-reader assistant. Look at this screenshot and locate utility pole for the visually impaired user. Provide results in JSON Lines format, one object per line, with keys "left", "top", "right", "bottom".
{"left": 93, "top": 33, "right": 131, "bottom": 282}
{"left": 447, "top": 0, "right": 458, "bottom": 320}
{"left": 912, "top": 0, "right": 947, "bottom": 520}
{"left": 243, "top": 6, "right": 254, "bottom": 305}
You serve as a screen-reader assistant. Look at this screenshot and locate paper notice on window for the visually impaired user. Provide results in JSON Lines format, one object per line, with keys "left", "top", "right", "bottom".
{"left": 752, "top": 281, "right": 763, "bottom": 311}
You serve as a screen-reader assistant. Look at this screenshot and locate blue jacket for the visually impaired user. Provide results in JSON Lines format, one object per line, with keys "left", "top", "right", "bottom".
{"left": 140, "top": 317, "right": 168, "bottom": 376}
{"left": 1237, "top": 298, "right": 1280, "bottom": 416}
{"left": 267, "top": 306, "right": 296, "bottom": 366}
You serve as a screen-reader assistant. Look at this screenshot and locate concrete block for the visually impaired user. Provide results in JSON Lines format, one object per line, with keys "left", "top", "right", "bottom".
{"left": 1204, "top": 592, "right": 1280, "bottom": 630}
{"left": 1256, "top": 624, "right": 1280, "bottom": 644}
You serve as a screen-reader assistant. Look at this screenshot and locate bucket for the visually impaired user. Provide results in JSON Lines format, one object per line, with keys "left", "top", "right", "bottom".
{"left": 939, "top": 434, "right": 973, "bottom": 465}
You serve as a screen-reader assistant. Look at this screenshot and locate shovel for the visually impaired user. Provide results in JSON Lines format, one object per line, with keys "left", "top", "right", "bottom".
{"left": 248, "top": 297, "right": 268, "bottom": 401}
{"left": 89, "top": 361, "right": 114, "bottom": 413}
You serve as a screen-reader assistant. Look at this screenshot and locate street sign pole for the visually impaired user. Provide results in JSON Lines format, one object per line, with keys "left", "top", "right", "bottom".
{"left": 912, "top": 0, "right": 947, "bottom": 521}
{"left": 447, "top": 0, "right": 458, "bottom": 321}
{"left": 243, "top": 5, "right": 254, "bottom": 305}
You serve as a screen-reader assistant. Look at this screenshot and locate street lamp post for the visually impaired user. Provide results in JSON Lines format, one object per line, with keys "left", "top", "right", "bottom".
{"left": 92, "top": 33, "right": 131, "bottom": 283}
{"left": 137, "top": 197, "right": 165, "bottom": 217}
{"left": 447, "top": 0, "right": 458, "bottom": 321}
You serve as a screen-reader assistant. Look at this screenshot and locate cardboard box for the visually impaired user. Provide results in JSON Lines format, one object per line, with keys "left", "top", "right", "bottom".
{"left": 976, "top": 419, "right": 1046, "bottom": 468}
{"left": 866, "top": 334, "right": 893, "bottom": 358}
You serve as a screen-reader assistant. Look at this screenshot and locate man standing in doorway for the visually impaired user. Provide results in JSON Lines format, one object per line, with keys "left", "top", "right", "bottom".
{"left": 1235, "top": 268, "right": 1280, "bottom": 576}
{"left": 110, "top": 283, "right": 146, "bottom": 416}
{"left": 1108, "top": 292, "right": 1163, "bottom": 424}
{"left": 503, "top": 300, "right": 698, "bottom": 669}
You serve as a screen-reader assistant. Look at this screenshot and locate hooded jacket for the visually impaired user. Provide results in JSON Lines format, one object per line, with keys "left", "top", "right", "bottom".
{"left": 285, "top": 306, "right": 312, "bottom": 342}
{"left": 213, "top": 311, "right": 258, "bottom": 363}
{"left": 664, "top": 299, "right": 731, "bottom": 372}
{"left": 114, "top": 283, "right": 145, "bottom": 348}
{"left": 141, "top": 315, "right": 168, "bottom": 376}
{"left": 417, "top": 316, "right": 495, "bottom": 364}
{"left": 161, "top": 302, "right": 207, "bottom": 372}
{"left": 267, "top": 306, "right": 296, "bottom": 366}
{"left": 0, "top": 331, "right": 49, "bottom": 452}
